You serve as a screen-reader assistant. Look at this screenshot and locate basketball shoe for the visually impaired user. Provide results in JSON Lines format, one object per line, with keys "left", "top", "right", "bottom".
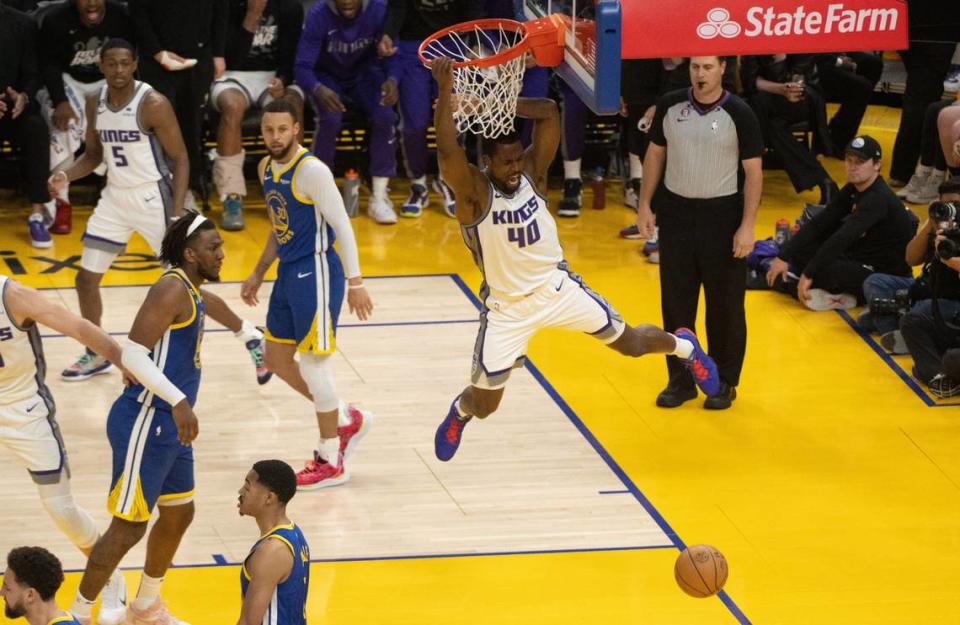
{"left": 674, "top": 327, "right": 720, "bottom": 396}
{"left": 51, "top": 197, "right": 72, "bottom": 234}
{"left": 434, "top": 397, "right": 471, "bottom": 461}
{"left": 296, "top": 452, "right": 349, "bottom": 490}
{"left": 400, "top": 183, "right": 428, "bottom": 218}
{"left": 124, "top": 597, "right": 190, "bottom": 625}
{"left": 557, "top": 179, "right": 582, "bottom": 217}
{"left": 61, "top": 350, "right": 112, "bottom": 381}
{"left": 96, "top": 570, "right": 127, "bottom": 625}
{"left": 245, "top": 329, "right": 272, "bottom": 385}
{"left": 432, "top": 178, "right": 457, "bottom": 218}
{"left": 339, "top": 405, "right": 373, "bottom": 460}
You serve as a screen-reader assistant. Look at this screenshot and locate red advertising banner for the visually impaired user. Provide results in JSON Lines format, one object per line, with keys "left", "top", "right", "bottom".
{"left": 622, "top": 0, "right": 908, "bottom": 58}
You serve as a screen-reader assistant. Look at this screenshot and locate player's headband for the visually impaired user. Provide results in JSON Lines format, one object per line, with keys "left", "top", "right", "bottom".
{"left": 186, "top": 214, "right": 208, "bottom": 237}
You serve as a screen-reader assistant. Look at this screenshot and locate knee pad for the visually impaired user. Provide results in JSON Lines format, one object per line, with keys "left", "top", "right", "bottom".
{"left": 39, "top": 488, "right": 98, "bottom": 550}
{"left": 298, "top": 353, "right": 339, "bottom": 412}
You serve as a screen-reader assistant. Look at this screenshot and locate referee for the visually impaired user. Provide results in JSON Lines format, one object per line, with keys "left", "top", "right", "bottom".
{"left": 637, "top": 56, "right": 763, "bottom": 410}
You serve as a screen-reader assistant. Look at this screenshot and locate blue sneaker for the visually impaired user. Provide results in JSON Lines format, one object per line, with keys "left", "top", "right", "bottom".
{"left": 400, "top": 183, "right": 428, "bottom": 218}
{"left": 674, "top": 327, "right": 720, "bottom": 396}
{"left": 221, "top": 194, "right": 245, "bottom": 231}
{"left": 434, "top": 398, "right": 471, "bottom": 461}
{"left": 28, "top": 215, "right": 52, "bottom": 248}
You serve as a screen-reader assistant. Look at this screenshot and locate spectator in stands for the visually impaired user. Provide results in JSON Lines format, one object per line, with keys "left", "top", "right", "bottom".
{"left": 295, "top": 0, "right": 397, "bottom": 225}
{"left": 0, "top": 4, "right": 51, "bottom": 248}
{"left": 131, "top": 0, "right": 227, "bottom": 210}
{"left": 379, "top": 0, "right": 484, "bottom": 218}
{"left": 212, "top": 0, "right": 304, "bottom": 231}
{"left": 766, "top": 136, "right": 917, "bottom": 310}
{"left": 897, "top": 99, "right": 954, "bottom": 205}
{"left": 889, "top": 0, "right": 958, "bottom": 188}
{"left": 815, "top": 52, "right": 883, "bottom": 153}
{"left": 859, "top": 179, "right": 960, "bottom": 354}
{"left": 741, "top": 54, "right": 838, "bottom": 205}
{"left": 938, "top": 102, "right": 960, "bottom": 180}
{"left": 38, "top": 0, "right": 134, "bottom": 236}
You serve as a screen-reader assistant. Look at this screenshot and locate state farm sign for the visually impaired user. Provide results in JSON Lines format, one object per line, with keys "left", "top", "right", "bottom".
{"left": 622, "top": 0, "right": 907, "bottom": 58}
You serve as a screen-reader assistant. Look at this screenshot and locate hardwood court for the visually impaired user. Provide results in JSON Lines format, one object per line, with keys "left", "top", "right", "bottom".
{"left": 1, "top": 105, "right": 959, "bottom": 624}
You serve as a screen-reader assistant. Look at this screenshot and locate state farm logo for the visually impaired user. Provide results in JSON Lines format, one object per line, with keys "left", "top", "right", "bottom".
{"left": 695, "top": 4, "right": 900, "bottom": 39}
{"left": 698, "top": 8, "right": 741, "bottom": 39}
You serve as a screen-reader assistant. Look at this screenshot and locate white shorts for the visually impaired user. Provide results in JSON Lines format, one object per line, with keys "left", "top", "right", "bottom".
{"left": 0, "top": 395, "right": 69, "bottom": 484}
{"left": 81, "top": 180, "right": 173, "bottom": 273}
{"left": 472, "top": 265, "right": 626, "bottom": 389}
{"left": 209, "top": 70, "right": 304, "bottom": 111}
{"left": 37, "top": 74, "right": 104, "bottom": 169}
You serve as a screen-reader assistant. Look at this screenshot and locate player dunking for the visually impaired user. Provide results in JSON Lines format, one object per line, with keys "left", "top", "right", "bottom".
{"left": 0, "top": 276, "right": 127, "bottom": 623}
{"left": 48, "top": 38, "right": 269, "bottom": 386}
{"left": 70, "top": 214, "right": 221, "bottom": 625}
{"left": 429, "top": 57, "right": 721, "bottom": 461}
{"left": 236, "top": 460, "right": 309, "bottom": 625}
{"left": 242, "top": 99, "right": 374, "bottom": 491}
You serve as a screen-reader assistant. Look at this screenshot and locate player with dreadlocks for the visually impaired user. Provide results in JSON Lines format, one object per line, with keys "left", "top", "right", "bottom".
{"left": 70, "top": 212, "right": 222, "bottom": 625}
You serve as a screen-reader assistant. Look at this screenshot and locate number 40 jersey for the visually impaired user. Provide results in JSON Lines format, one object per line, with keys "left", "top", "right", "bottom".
{"left": 461, "top": 172, "right": 563, "bottom": 300}
{"left": 96, "top": 81, "right": 169, "bottom": 188}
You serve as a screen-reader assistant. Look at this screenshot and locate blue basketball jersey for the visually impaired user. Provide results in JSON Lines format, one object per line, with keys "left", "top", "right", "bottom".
{"left": 122, "top": 268, "right": 204, "bottom": 411}
{"left": 263, "top": 148, "right": 336, "bottom": 263}
{"left": 241, "top": 523, "right": 310, "bottom": 625}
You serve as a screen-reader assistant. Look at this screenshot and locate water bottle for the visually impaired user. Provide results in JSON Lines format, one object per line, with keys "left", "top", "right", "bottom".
{"left": 774, "top": 218, "right": 790, "bottom": 245}
{"left": 343, "top": 169, "right": 360, "bottom": 218}
{"left": 591, "top": 167, "right": 606, "bottom": 210}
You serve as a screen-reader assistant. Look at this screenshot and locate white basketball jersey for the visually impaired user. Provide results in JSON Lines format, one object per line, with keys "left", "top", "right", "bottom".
{"left": 463, "top": 173, "right": 563, "bottom": 298}
{"left": 97, "top": 81, "right": 169, "bottom": 188}
{"left": 0, "top": 276, "right": 45, "bottom": 405}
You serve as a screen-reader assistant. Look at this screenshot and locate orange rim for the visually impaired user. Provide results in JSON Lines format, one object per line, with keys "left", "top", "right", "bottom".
{"left": 418, "top": 18, "right": 529, "bottom": 69}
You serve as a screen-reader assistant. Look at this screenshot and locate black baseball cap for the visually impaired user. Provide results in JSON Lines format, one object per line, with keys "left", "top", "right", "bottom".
{"left": 845, "top": 135, "right": 882, "bottom": 161}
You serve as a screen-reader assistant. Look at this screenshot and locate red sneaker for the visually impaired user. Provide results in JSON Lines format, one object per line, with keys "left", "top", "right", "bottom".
{"left": 296, "top": 453, "right": 349, "bottom": 491}
{"left": 338, "top": 405, "right": 373, "bottom": 460}
{"left": 50, "top": 198, "right": 72, "bottom": 234}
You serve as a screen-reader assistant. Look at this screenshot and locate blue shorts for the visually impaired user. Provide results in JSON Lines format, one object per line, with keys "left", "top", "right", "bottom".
{"left": 265, "top": 250, "right": 345, "bottom": 354}
{"left": 106, "top": 396, "right": 194, "bottom": 522}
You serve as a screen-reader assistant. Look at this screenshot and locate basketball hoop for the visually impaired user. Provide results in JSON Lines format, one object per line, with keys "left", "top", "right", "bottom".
{"left": 419, "top": 16, "right": 565, "bottom": 139}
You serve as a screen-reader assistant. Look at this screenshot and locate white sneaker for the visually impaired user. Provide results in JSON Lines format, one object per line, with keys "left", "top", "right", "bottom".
{"left": 896, "top": 170, "right": 928, "bottom": 199}
{"left": 97, "top": 570, "right": 127, "bottom": 625}
{"left": 803, "top": 289, "right": 857, "bottom": 311}
{"left": 431, "top": 178, "right": 457, "bottom": 218}
{"left": 368, "top": 194, "right": 398, "bottom": 224}
{"left": 184, "top": 192, "right": 199, "bottom": 213}
{"left": 124, "top": 597, "right": 190, "bottom": 625}
{"left": 906, "top": 171, "right": 944, "bottom": 205}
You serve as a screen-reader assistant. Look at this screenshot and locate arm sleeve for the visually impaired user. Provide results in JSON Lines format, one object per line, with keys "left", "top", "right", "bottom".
{"left": 211, "top": 0, "right": 228, "bottom": 58}
{"left": 276, "top": 0, "right": 303, "bottom": 86}
{"left": 296, "top": 160, "right": 363, "bottom": 279}
{"left": 726, "top": 97, "right": 764, "bottom": 159}
{"left": 382, "top": 0, "right": 407, "bottom": 42}
{"left": 121, "top": 341, "right": 187, "bottom": 406}
{"left": 293, "top": 5, "right": 326, "bottom": 96}
{"left": 39, "top": 15, "right": 67, "bottom": 105}
{"left": 803, "top": 199, "right": 888, "bottom": 278}
{"left": 130, "top": 0, "right": 162, "bottom": 59}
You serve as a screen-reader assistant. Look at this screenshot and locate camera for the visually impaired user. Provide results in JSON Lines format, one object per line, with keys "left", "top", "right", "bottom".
{"left": 870, "top": 289, "right": 911, "bottom": 317}
{"left": 936, "top": 227, "right": 960, "bottom": 260}
{"left": 930, "top": 201, "right": 958, "bottom": 224}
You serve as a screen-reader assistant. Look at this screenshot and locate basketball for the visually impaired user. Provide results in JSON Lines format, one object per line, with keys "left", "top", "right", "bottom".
{"left": 674, "top": 545, "right": 728, "bottom": 598}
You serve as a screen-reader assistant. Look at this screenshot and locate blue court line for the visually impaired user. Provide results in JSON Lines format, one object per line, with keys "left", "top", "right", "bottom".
{"left": 598, "top": 489, "right": 631, "bottom": 495}
{"left": 212, "top": 554, "right": 228, "bottom": 565}
{"left": 447, "top": 274, "right": 753, "bottom": 625}
{"left": 835, "top": 310, "right": 960, "bottom": 408}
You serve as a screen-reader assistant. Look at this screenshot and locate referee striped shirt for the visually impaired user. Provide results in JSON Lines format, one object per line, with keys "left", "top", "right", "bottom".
{"left": 650, "top": 88, "right": 763, "bottom": 199}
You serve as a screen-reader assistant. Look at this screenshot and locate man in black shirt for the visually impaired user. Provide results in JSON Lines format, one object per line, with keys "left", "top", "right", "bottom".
{"left": 209, "top": 0, "right": 303, "bottom": 231}
{"left": 37, "top": 0, "right": 134, "bottom": 235}
{"left": 767, "top": 135, "right": 918, "bottom": 310}
{"left": 0, "top": 4, "right": 51, "bottom": 248}
{"left": 637, "top": 56, "right": 764, "bottom": 410}
{"left": 378, "top": 0, "right": 484, "bottom": 218}
{"left": 131, "top": 0, "right": 228, "bottom": 207}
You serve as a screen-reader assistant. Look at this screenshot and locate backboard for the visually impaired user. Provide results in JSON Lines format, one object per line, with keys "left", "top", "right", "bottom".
{"left": 519, "top": 0, "right": 621, "bottom": 115}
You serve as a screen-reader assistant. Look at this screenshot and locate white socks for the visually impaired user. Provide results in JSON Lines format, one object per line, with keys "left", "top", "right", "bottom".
{"left": 563, "top": 158, "right": 581, "bottom": 180}
{"left": 629, "top": 153, "right": 643, "bottom": 180}
{"left": 372, "top": 176, "right": 389, "bottom": 199}
{"left": 317, "top": 437, "right": 340, "bottom": 466}
{"left": 455, "top": 398, "right": 470, "bottom": 419}
{"left": 670, "top": 336, "right": 694, "bottom": 359}
{"left": 411, "top": 176, "right": 426, "bottom": 188}
{"left": 132, "top": 574, "right": 163, "bottom": 611}
{"left": 71, "top": 591, "right": 96, "bottom": 619}
{"left": 234, "top": 319, "right": 262, "bottom": 345}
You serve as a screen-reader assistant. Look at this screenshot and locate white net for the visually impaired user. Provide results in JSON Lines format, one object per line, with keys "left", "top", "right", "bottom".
{"left": 420, "top": 22, "right": 527, "bottom": 139}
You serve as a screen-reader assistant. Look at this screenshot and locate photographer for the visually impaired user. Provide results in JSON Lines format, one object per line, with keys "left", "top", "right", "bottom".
{"left": 900, "top": 185, "right": 960, "bottom": 398}
{"left": 766, "top": 136, "right": 918, "bottom": 310}
{"left": 859, "top": 179, "right": 960, "bottom": 353}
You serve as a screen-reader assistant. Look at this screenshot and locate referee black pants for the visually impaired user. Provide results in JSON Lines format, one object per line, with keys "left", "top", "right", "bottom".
{"left": 657, "top": 189, "right": 747, "bottom": 389}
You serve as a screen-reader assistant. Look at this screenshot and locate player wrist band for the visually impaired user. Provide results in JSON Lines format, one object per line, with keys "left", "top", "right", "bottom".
{"left": 347, "top": 282, "right": 364, "bottom": 290}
